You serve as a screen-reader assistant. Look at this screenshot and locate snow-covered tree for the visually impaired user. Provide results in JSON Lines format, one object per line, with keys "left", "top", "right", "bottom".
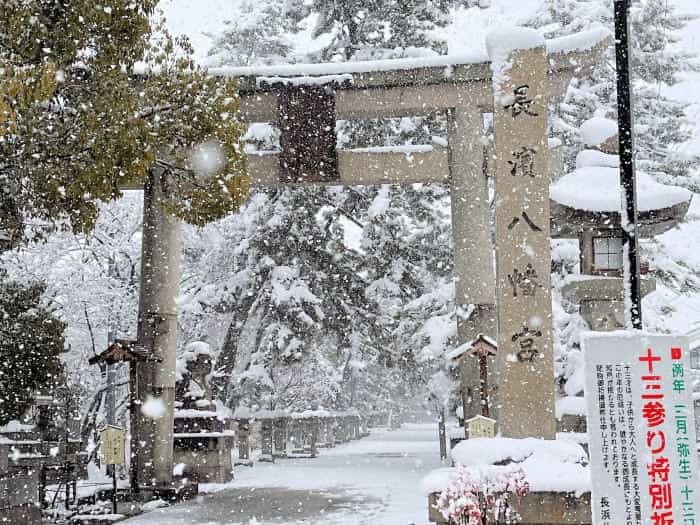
{"left": 211, "top": 0, "right": 452, "bottom": 65}
{"left": 207, "top": 0, "right": 295, "bottom": 66}
{"left": 304, "top": 0, "right": 451, "bottom": 60}
{"left": 538, "top": 0, "right": 698, "bottom": 186}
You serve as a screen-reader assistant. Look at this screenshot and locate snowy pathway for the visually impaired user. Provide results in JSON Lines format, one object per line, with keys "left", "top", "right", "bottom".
{"left": 123, "top": 423, "right": 445, "bottom": 525}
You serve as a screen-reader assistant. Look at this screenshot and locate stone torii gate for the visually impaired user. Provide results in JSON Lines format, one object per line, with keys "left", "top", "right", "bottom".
{"left": 131, "top": 28, "right": 609, "bottom": 490}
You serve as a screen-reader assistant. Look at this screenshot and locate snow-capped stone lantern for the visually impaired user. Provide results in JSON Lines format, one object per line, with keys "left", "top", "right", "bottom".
{"left": 551, "top": 117, "right": 693, "bottom": 331}
{"left": 173, "top": 342, "right": 235, "bottom": 483}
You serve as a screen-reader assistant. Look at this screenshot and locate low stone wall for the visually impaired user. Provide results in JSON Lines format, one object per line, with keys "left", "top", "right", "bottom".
{"left": 428, "top": 491, "right": 592, "bottom": 525}
{"left": 246, "top": 410, "right": 373, "bottom": 460}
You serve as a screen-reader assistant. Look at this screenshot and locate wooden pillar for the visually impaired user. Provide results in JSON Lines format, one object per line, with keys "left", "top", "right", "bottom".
{"left": 489, "top": 30, "right": 556, "bottom": 439}
{"left": 478, "top": 354, "right": 490, "bottom": 417}
{"left": 448, "top": 104, "right": 497, "bottom": 421}
{"left": 134, "top": 165, "right": 181, "bottom": 488}
{"left": 438, "top": 410, "right": 447, "bottom": 461}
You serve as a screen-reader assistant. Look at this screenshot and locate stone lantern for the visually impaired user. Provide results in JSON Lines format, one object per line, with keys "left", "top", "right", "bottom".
{"left": 550, "top": 118, "right": 692, "bottom": 331}
{"left": 172, "top": 342, "right": 235, "bottom": 483}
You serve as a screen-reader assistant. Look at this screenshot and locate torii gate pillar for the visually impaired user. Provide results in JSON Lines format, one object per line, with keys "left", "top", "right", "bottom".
{"left": 133, "top": 165, "right": 181, "bottom": 490}
{"left": 489, "top": 30, "right": 557, "bottom": 439}
{"left": 448, "top": 105, "right": 497, "bottom": 421}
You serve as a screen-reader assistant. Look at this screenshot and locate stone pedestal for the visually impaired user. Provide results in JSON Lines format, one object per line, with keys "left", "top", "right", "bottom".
{"left": 318, "top": 418, "right": 335, "bottom": 448}
{"left": 273, "top": 417, "right": 289, "bottom": 458}
{"left": 173, "top": 411, "right": 235, "bottom": 483}
{"left": 561, "top": 276, "right": 655, "bottom": 331}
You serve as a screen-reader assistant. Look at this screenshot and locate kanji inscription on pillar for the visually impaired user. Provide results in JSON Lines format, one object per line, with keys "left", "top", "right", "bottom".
{"left": 491, "top": 40, "right": 556, "bottom": 439}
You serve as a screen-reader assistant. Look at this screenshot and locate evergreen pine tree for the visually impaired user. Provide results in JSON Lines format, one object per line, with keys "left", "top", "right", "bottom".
{"left": 211, "top": 0, "right": 452, "bottom": 64}
{"left": 538, "top": 0, "right": 698, "bottom": 186}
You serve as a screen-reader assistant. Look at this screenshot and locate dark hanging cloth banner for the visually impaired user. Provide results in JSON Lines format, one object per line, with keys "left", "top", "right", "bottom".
{"left": 277, "top": 83, "right": 339, "bottom": 184}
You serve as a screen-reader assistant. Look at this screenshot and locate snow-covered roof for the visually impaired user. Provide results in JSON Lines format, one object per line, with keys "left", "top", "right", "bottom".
{"left": 447, "top": 334, "right": 498, "bottom": 361}
{"left": 465, "top": 415, "right": 496, "bottom": 423}
{"left": 174, "top": 409, "right": 222, "bottom": 419}
{"left": 579, "top": 117, "right": 618, "bottom": 148}
{"left": 0, "top": 420, "right": 36, "bottom": 433}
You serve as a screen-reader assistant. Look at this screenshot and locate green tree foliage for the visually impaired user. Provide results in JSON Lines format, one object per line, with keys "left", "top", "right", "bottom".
{"left": 0, "top": 0, "right": 248, "bottom": 242}
{"left": 0, "top": 270, "right": 65, "bottom": 425}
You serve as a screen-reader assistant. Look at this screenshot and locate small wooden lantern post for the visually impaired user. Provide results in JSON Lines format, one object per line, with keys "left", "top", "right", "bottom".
{"left": 89, "top": 339, "right": 162, "bottom": 493}
{"left": 468, "top": 335, "right": 497, "bottom": 418}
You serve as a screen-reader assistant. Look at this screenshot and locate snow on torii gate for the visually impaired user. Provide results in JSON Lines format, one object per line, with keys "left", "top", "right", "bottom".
{"left": 132, "top": 28, "right": 609, "bottom": 489}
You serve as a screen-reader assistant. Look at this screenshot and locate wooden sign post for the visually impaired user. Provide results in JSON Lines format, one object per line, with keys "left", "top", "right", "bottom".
{"left": 100, "top": 426, "right": 126, "bottom": 514}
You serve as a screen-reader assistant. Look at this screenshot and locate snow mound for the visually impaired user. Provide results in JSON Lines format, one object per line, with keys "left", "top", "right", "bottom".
{"left": 575, "top": 149, "right": 619, "bottom": 169}
{"left": 555, "top": 396, "right": 587, "bottom": 419}
{"left": 181, "top": 341, "right": 214, "bottom": 363}
{"left": 486, "top": 27, "right": 545, "bottom": 61}
{"left": 579, "top": 117, "right": 618, "bottom": 148}
{"left": 551, "top": 166, "right": 692, "bottom": 212}
{"left": 452, "top": 437, "right": 586, "bottom": 467}
{"left": 257, "top": 74, "right": 353, "bottom": 88}
{"left": 426, "top": 437, "right": 591, "bottom": 495}
{"left": 0, "top": 420, "right": 35, "bottom": 433}
{"left": 546, "top": 27, "right": 612, "bottom": 55}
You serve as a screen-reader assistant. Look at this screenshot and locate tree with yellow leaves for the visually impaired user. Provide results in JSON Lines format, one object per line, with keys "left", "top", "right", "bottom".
{"left": 0, "top": 0, "right": 248, "bottom": 244}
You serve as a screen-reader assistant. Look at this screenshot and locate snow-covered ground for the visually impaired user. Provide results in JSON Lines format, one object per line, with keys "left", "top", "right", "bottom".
{"left": 123, "top": 423, "right": 448, "bottom": 525}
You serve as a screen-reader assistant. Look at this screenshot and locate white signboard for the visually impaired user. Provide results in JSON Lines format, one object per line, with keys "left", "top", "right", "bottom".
{"left": 100, "top": 425, "right": 126, "bottom": 465}
{"left": 584, "top": 332, "right": 699, "bottom": 525}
